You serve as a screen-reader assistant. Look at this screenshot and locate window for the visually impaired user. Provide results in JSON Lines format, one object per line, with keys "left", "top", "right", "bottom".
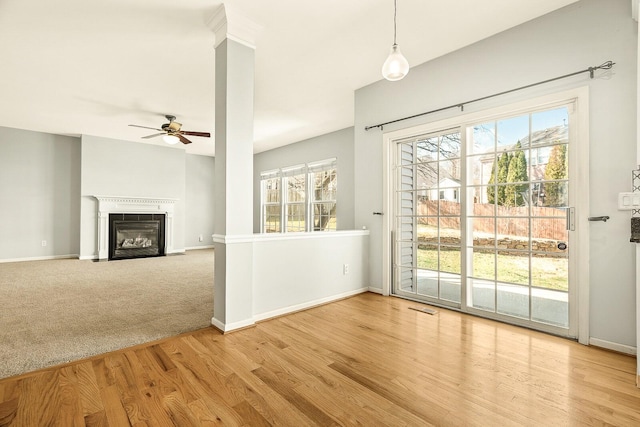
{"left": 261, "top": 170, "right": 281, "bottom": 233}
{"left": 283, "top": 165, "right": 306, "bottom": 232}
{"left": 309, "top": 160, "right": 337, "bottom": 231}
{"left": 260, "top": 158, "right": 337, "bottom": 233}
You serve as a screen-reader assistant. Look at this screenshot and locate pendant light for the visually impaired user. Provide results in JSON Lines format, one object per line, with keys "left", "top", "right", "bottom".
{"left": 381, "top": 0, "right": 409, "bottom": 81}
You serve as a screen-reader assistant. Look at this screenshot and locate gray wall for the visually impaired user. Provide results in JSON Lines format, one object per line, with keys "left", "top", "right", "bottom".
{"left": 253, "top": 127, "right": 355, "bottom": 232}
{"left": 354, "top": 0, "right": 637, "bottom": 347}
{"left": 0, "top": 127, "right": 81, "bottom": 260}
{"left": 0, "top": 129, "right": 215, "bottom": 261}
{"left": 79, "top": 135, "right": 187, "bottom": 258}
{"left": 185, "top": 153, "right": 215, "bottom": 248}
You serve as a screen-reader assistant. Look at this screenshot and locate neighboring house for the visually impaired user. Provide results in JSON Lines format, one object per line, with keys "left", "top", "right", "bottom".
{"left": 426, "top": 177, "right": 461, "bottom": 202}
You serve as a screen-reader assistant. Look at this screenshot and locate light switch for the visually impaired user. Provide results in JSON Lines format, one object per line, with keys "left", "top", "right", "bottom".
{"left": 618, "top": 192, "right": 640, "bottom": 210}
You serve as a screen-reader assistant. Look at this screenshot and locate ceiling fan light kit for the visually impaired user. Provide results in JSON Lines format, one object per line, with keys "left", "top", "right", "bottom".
{"left": 382, "top": 0, "right": 409, "bottom": 81}
{"left": 163, "top": 134, "right": 180, "bottom": 145}
{"left": 129, "top": 115, "right": 211, "bottom": 145}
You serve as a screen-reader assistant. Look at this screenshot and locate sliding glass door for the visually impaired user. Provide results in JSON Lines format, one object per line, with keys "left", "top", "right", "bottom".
{"left": 392, "top": 103, "right": 576, "bottom": 337}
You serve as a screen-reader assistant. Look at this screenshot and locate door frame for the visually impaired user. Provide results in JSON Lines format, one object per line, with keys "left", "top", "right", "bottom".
{"left": 382, "top": 87, "right": 590, "bottom": 344}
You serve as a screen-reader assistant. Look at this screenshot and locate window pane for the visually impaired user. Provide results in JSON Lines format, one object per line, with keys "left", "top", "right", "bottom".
{"left": 470, "top": 186, "right": 495, "bottom": 216}
{"left": 287, "top": 175, "right": 305, "bottom": 202}
{"left": 440, "top": 272, "right": 461, "bottom": 303}
{"left": 286, "top": 204, "right": 305, "bottom": 232}
{"left": 531, "top": 252, "right": 568, "bottom": 291}
{"left": 264, "top": 177, "right": 280, "bottom": 203}
{"left": 417, "top": 244, "right": 438, "bottom": 270}
{"left": 532, "top": 287, "right": 568, "bottom": 328}
{"left": 532, "top": 107, "right": 568, "bottom": 135}
{"left": 497, "top": 115, "right": 528, "bottom": 149}
{"left": 497, "top": 251, "right": 529, "bottom": 286}
{"left": 470, "top": 278, "right": 495, "bottom": 312}
{"left": 440, "top": 132, "right": 461, "bottom": 159}
{"left": 440, "top": 159, "right": 460, "bottom": 181}
{"left": 468, "top": 154, "right": 494, "bottom": 187}
{"left": 313, "top": 168, "right": 336, "bottom": 201}
{"left": 497, "top": 283, "right": 530, "bottom": 320}
{"left": 470, "top": 122, "right": 495, "bottom": 154}
{"left": 538, "top": 180, "right": 568, "bottom": 208}
{"left": 416, "top": 162, "right": 438, "bottom": 189}
{"left": 312, "top": 202, "right": 336, "bottom": 231}
{"left": 264, "top": 205, "right": 281, "bottom": 233}
{"left": 470, "top": 249, "right": 495, "bottom": 280}
{"left": 470, "top": 218, "right": 495, "bottom": 247}
{"left": 417, "top": 137, "right": 439, "bottom": 162}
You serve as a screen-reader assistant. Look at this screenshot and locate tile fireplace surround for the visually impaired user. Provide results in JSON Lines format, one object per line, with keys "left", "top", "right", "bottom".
{"left": 94, "top": 196, "right": 177, "bottom": 261}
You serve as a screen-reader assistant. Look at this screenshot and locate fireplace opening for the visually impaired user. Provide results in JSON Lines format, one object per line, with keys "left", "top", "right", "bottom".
{"left": 109, "top": 213, "right": 166, "bottom": 260}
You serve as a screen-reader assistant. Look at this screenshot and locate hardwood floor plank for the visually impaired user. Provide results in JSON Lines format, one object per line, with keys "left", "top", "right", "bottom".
{"left": 0, "top": 397, "right": 18, "bottom": 426}
{"left": 252, "top": 366, "right": 339, "bottom": 426}
{"left": 0, "top": 292, "right": 638, "bottom": 426}
{"left": 83, "top": 409, "right": 108, "bottom": 427}
{"left": 230, "top": 400, "right": 271, "bottom": 427}
{"left": 62, "top": 362, "right": 104, "bottom": 416}
{"left": 100, "top": 385, "right": 131, "bottom": 427}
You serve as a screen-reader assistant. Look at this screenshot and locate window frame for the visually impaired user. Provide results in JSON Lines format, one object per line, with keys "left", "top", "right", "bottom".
{"left": 260, "top": 158, "right": 337, "bottom": 233}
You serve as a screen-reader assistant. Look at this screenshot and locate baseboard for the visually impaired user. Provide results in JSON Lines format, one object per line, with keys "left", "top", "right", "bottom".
{"left": 252, "top": 287, "right": 370, "bottom": 323}
{"left": 367, "top": 286, "right": 384, "bottom": 295}
{"left": 167, "top": 249, "right": 186, "bottom": 255}
{"left": 589, "top": 338, "right": 637, "bottom": 356}
{"left": 0, "top": 254, "right": 79, "bottom": 263}
{"left": 184, "top": 245, "right": 214, "bottom": 251}
{"left": 210, "top": 316, "right": 256, "bottom": 334}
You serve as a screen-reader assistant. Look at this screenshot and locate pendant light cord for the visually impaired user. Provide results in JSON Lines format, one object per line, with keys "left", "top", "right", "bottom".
{"left": 393, "top": 0, "right": 398, "bottom": 45}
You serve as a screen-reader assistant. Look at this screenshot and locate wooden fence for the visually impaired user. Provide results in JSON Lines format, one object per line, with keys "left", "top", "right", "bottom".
{"left": 417, "top": 200, "right": 567, "bottom": 240}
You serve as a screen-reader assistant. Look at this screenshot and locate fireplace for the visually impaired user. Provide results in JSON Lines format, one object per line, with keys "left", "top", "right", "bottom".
{"left": 108, "top": 214, "right": 166, "bottom": 260}
{"left": 93, "top": 196, "right": 177, "bottom": 261}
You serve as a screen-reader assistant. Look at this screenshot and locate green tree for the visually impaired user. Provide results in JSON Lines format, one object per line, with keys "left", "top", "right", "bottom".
{"left": 544, "top": 144, "right": 567, "bottom": 206}
{"left": 504, "top": 142, "right": 529, "bottom": 207}
{"left": 496, "top": 151, "right": 511, "bottom": 205}
{"left": 487, "top": 159, "right": 497, "bottom": 204}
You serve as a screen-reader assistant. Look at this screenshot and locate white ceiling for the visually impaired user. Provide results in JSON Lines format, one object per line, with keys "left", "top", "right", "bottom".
{"left": 0, "top": 0, "right": 578, "bottom": 156}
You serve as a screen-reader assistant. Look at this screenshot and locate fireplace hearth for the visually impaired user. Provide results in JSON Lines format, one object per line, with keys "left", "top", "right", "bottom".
{"left": 109, "top": 214, "right": 166, "bottom": 260}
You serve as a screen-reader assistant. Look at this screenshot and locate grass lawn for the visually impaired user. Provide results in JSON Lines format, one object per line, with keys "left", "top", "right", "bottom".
{"left": 416, "top": 247, "right": 568, "bottom": 291}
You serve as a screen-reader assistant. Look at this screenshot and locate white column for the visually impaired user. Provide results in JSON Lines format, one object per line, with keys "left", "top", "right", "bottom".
{"left": 209, "top": 6, "right": 260, "bottom": 332}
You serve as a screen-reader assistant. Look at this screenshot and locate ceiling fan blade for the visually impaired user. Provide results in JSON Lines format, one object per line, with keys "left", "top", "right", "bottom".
{"left": 181, "top": 131, "right": 211, "bottom": 138}
{"left": 142, "top": 133, "right": 165, "bottom": 139}
{"left": 129, "top": 124, "right": 163, "bottom": 131}
{"left": 177, "top": 134, "right": 192, "bottom": 145}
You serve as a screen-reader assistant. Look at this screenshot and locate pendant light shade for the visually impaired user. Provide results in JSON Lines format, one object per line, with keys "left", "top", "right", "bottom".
{"left": 382, "top": 43, "right": 409, "bottom": 81}
{"left": 382, "top": 0, "right": 409, "bottom": 81}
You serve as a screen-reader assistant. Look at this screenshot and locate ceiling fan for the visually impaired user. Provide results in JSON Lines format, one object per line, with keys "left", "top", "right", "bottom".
{"left": 129, "top": 115, "right": 210, "bottom": 145}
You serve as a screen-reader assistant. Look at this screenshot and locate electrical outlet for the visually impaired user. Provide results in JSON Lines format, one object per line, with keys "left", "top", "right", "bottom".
{"left": 343, "top": 264, "right": 349, "bottom": 275}
{"left": 41, "top": 240, "right": 47, "bottom": 247}
{"left": 198, "top": 235, "right": 203, "bottom": 242}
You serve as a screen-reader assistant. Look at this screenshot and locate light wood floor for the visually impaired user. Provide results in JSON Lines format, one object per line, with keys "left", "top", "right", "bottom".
{"left": 1, "top": 292, "right": 639, "bottom": 426}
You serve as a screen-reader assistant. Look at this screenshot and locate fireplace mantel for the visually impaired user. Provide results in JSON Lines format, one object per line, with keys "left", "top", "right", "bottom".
{"left": 94, "top": 196, "right": 178, "bottom": 260}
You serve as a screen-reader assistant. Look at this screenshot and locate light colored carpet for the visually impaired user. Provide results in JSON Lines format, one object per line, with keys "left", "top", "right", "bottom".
{"left": 0, "top": 249, "right": 214, "bottom": 379}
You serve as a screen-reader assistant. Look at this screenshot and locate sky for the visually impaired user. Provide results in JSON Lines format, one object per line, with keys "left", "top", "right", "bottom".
{"left": 472, "top": 106, "right": 568, "bottom": 153}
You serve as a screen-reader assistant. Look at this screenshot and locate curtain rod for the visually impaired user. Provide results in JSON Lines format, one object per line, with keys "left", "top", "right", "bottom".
{"left": 364, "top": 60, "right": 615, "bottom": 131}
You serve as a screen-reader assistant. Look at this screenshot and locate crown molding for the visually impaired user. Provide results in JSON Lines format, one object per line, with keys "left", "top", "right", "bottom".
{"left": 207, "top": 4, "right": 262, "bottom": 49}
